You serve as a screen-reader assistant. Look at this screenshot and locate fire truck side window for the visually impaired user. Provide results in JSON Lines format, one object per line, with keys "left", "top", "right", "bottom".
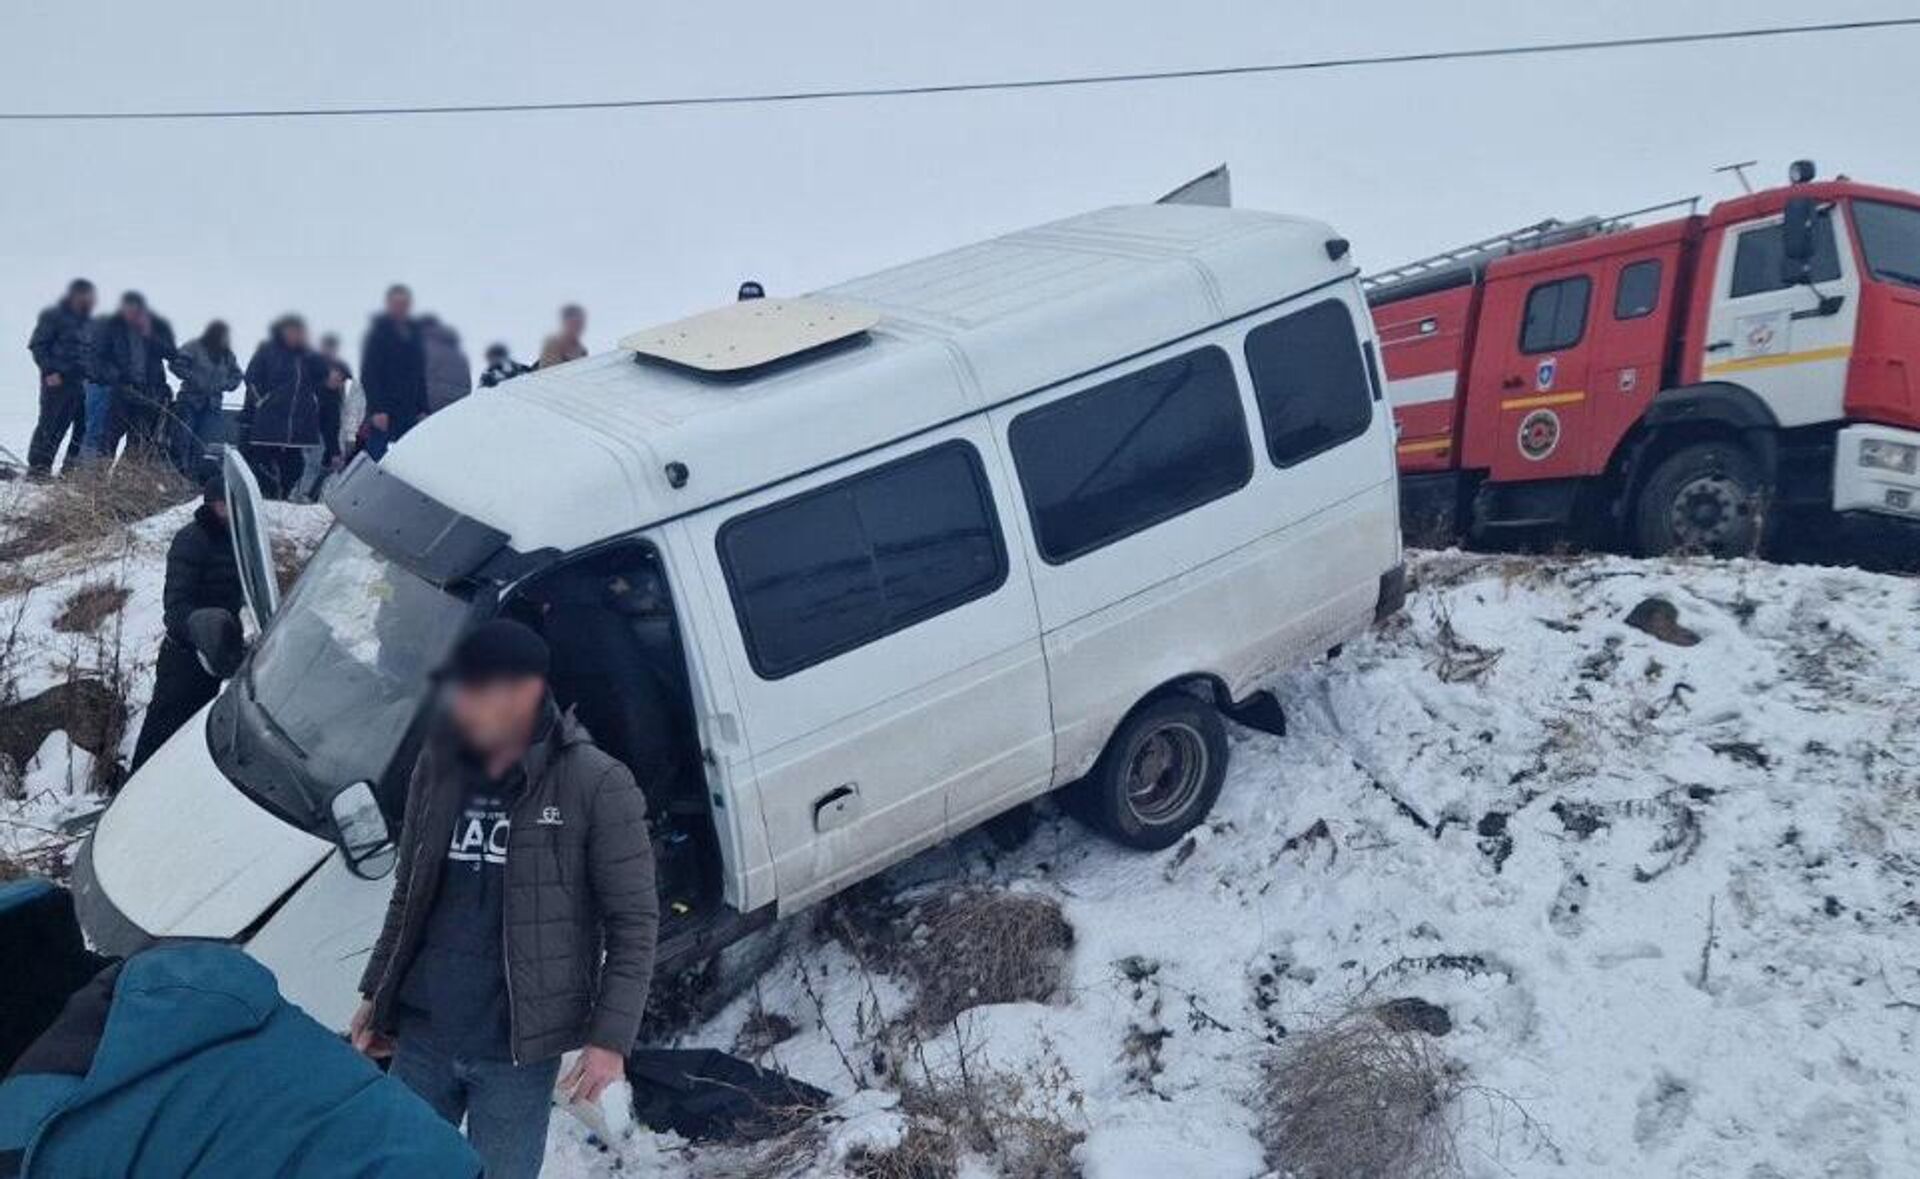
{"left": 1519, "top": 276, "right": 1591, "bottom": 354}
{"left": 1614, "top": 260, "right": 1662, "bottom": 320}
{"left": 1242, "top": 299, "right": 1374, "bottom": 467}
{"left": 1731, "top": 211, "right": 1841, "bottom": 297}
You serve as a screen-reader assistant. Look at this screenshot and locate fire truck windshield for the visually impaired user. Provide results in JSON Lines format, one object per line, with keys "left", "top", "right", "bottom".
{"left": 1855, "top": 200, "right": 1920, "bottom": 290}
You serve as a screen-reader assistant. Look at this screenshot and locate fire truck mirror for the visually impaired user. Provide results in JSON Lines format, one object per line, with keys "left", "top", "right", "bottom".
{"left": 1781, "top": 197, "right": 1820, "bottom": 286}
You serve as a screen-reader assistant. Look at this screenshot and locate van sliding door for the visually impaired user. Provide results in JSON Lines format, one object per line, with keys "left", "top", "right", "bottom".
{"left": 691, "top": 419, "right": 1052, "bottom": 912}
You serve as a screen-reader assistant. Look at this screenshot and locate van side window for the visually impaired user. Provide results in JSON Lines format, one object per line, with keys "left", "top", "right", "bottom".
{"left": 718, "top": 441, "right": 1007, "bottom": 679}
{"left": 1008, "top": 345, "right": 1252, "bottom": 563}
{"left": 1614, "top": 260, "right": 1662, "bottom": 320}
{"left": 1242, "top": 299, "right": 1374, "bottom": 467}
{"left": 1519, "top": 276, "right": 1592, "bottom": 354}
{"left": 1731, "top": 211, "right": 1842, "bottom": 297}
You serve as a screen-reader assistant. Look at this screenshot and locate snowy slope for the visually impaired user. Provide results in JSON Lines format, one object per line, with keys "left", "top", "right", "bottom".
{"left": 549, "top": 552, "right": 1920, "bottom": 1178}
{"left": 3, "top": 495, "right": 1916, "bottom": 1177}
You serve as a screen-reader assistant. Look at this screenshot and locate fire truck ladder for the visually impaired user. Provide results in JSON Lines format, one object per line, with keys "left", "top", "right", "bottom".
{"left": 1363, "top": 197, "right": 1701, "bottom": 291}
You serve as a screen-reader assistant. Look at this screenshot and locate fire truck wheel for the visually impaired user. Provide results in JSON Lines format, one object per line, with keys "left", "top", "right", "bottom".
{"left": 1076, "top": 694, "right": 1229, "bottom": 851}
{"left": 1633, "top": 441, "right": 1766, "bottom": 558}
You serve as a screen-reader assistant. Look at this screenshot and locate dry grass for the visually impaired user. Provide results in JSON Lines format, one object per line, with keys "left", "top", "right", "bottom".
{"left": 0, "top": 456, "right": 194, "bottom": 567}
{"left": 846, "top": 1123, "right": 962, "bottom": 1179}
{"left": 896, "top": 891, "right": 1075, "bottom": 1028}
{"left": 1259, "top": 1011, "right": 1464, "bottom": 1179}
{"left": 51, "top": 582, "right": 131, "bottom": 635}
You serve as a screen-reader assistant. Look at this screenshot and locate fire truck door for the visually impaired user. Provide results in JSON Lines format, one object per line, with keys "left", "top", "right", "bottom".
{"left": 1584, "top": 254, "right": 1675, "bottom": 470}
{"left": 1700, "top": 205, "right": 1861, "bottom": 427}
{"left": 1472, "top": 271, "right": 1596, "bottom": 481}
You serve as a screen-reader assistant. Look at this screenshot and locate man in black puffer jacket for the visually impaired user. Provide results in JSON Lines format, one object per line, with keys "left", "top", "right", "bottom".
{"left": 359, "top": 284, "right": 428, "bottom": 459}
{"left": 88, "top": 292, "right": 177, "bottom": 463}
{"left": 241, "top": 315, "right": 332, "bottom": 500}
{"left": 25, "top": 278, "right": 96, "bottom": 478}
{"left": 128, "top": 476, "right": 245, "bottom": 773}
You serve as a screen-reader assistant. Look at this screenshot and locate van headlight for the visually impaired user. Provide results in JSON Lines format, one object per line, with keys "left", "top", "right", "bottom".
{"left": 1860, "top": 438, "right": 1919, "bottom": 475}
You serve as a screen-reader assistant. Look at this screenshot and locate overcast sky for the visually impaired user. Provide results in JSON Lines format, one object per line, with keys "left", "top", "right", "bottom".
{"left": 5, "top": 1, "right": 1919, "bottom": 453}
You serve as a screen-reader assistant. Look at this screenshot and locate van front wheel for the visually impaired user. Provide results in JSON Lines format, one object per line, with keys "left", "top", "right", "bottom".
{"left": 1078, "top": 696, "right": 1228, "bottom": 851}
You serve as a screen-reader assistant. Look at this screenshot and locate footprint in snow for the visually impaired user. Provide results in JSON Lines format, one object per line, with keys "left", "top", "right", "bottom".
{"left": 1632, "top": 1072, "right": 1693, "bottom": 1151}
{"left": 1547, "top": 871, "right": 1589, "bottom": 938}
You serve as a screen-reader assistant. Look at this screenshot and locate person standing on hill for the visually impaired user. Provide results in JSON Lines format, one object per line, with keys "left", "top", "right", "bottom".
{"left": 88, "top": 292, "right": 176, "bottom": 464}
{"left": 241, "top": 315, "right": 332, "bottom": 501}
{"left": 25, "top": 278, "right": 96, "bottom": 479}
{"left": 167, "top": 320, "right": 242, "bottom": 480}
{"left": 419, "top": 316, "right": 472, "bottom": 414}
{"left": 317, "top": 332, "right": 351, "bottom": 481}
{"left": 350, "top": 620, "right": 658, "bottom": 1179}
{"left": 536, "top": 304, "right": 588, "bottom": 369}
{"left": 129, "top": 475, "right": 244, "bottom": 773}
{"left": 359, "top": 284, "right": 427, "bottom": 460}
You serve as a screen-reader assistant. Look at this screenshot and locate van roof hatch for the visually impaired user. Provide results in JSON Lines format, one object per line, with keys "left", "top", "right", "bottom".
{"left": 621, "top": 297, "right": 881, "bottom": 376}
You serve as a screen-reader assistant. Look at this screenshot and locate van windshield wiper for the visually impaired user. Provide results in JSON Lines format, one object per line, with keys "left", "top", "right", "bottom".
{"left": 242, "top": 661, "right": 310, "bottom": 760}
{"left": 1874, "top": 267, "right": 1920, "bottom": 289}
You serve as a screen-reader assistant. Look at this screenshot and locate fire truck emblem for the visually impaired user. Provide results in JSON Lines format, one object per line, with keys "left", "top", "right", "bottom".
{"left": 1536, "top": 358, "right": 1557, "bottom": 390}
{"left": 1517, "top": 408, "right": 1561, "bottom": 461}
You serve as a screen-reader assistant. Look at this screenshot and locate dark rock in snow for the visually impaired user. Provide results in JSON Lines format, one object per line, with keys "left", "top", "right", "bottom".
{"left": 1376, "top": 997, "right": 1452, "bottom": 1036}
{"left": 1625, "top": 597, "right": 1701, "bottom": 646}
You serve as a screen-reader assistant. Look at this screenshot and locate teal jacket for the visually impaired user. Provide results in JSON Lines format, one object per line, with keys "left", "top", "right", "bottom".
{"left": 0, "top": 939, "right": 478, "bottom": 1178}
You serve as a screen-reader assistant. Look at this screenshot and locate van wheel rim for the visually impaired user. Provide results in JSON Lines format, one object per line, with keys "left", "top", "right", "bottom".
{"left": 1124, "top": 723, "right": 1208, "bottom": 825}
{"left": 1669, "top": 475, "right": 1748, "bottom": 550}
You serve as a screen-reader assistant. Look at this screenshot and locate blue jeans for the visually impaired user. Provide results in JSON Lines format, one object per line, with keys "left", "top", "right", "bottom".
{"left": 389, "top": 1035, "right": 559, "bottom": 1179}
{"left": 80, "top": 383, "right": 114, "bottom": 462}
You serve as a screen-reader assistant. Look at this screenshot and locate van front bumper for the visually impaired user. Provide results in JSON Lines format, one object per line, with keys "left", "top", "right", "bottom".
{"left": 1833, "top": 423, "right": 1920, "bottom": 520}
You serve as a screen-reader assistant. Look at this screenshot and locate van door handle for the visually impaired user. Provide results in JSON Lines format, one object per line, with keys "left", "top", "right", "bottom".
{"left": 813, "top": 784, "right": 860, "bottom": 834}
{"left": 1705, "top": 339, "right": 1734, "bottom": 352}
{"left": 1501, "top": 376, "right": 1525, "bottom": 390}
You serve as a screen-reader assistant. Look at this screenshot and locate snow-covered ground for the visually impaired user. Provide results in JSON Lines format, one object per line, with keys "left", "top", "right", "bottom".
{"left": 3, "top": 487, "right": 1916, "bottom": 1177}
{"left": 548, "top": 551, "right": 1920, "bottom": 1178}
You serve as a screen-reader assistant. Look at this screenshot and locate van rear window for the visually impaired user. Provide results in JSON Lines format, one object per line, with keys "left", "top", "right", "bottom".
{"left": 1008, "top": 346, "right": 1252, "bottom": 563}
{"left": 1242, "top": 299, "right": 1374, "bottom": 467}
{"left": 718, "top": 441, "right": 1008, "bottom": 679}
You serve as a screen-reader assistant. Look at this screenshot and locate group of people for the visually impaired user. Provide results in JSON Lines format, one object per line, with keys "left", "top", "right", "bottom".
{"left": 26, "top": 279, "right": 594, "bottom": 498}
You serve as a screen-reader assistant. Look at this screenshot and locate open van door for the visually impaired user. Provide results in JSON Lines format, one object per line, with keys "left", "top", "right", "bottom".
{"left": 221, "top": 446, "right": 280, "bottom": 632}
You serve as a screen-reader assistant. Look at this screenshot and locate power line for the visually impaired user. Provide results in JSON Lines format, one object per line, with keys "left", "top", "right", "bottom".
{"left": 3, "top": 16, "right": 1917, "bottom": 122}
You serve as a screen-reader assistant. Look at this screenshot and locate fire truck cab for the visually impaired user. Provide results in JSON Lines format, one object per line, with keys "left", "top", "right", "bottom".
{"left": 1371, "top": 162, "right": 1920, "bottom": 555}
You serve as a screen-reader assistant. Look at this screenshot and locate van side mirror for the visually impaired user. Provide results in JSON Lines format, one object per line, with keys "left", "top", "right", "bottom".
{"left": 1780, "top": 197, "right": 1819, "bottom": 286}
{"left": 186, "top": 608, "right": 246, "bottom": 680}
{"left": 330, "top": 781, "right": 397, "bottom": 880}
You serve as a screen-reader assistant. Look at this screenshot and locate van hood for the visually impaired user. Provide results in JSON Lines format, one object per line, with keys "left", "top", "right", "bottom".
{"left": 80, "top": 703, "right": 333, "bottom": 947}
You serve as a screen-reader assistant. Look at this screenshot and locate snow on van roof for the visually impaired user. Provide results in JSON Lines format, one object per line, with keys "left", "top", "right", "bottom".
{"left": 379, "top": 203, "right": 1351, "bottom": 553}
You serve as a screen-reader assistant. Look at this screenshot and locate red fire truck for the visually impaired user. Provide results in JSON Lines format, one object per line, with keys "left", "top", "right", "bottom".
{"left": 1368, "top": 162, "right": 1920, "bottom": 555}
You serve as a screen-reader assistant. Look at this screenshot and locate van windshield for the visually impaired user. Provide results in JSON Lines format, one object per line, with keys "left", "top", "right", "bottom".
{"left": 242, "top": 526, "right": 469, "bottom": 792}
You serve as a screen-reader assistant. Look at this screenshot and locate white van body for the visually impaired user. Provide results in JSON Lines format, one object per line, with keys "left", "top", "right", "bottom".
{"left": 76, "top": 204, "right": 1404, "bottom": 1030}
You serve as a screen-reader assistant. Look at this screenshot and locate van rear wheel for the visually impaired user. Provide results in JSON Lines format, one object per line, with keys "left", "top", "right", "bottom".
{"left": 1078, "top": 695, "right": 1228, "bottom": 851}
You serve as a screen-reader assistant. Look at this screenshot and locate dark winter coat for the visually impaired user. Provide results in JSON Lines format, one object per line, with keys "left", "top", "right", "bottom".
{"left": 27, "top": 302, "right": 91, "bottom": 383}
{"left": 359, "top": 315, "right": 427, "bottom": 424}
{"left": 86, "top": 315, "right": 175, "bottom": 402}
{"left": 167, "top": 338, "right": 243, "bottom": 411}
{"left": 0, "top": 938, "right": 480, "bottom": 1178}
{"left": 241, "top": 339, "right": 332, "bottom": 448}
{"left": 161, "top": 505, "right": 244, "bottom": 647}
{"left": 421, "top": 320, "right": 471, "bottom": 413}
{"left": 360, "top": 710, "right": 659, "bottom": 1064}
